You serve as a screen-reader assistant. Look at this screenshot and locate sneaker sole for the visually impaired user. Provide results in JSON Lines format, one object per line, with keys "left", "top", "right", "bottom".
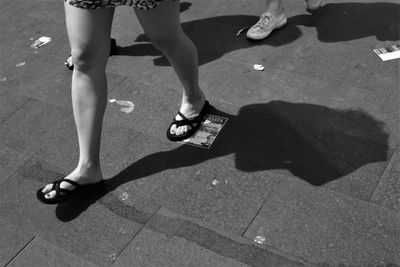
{"left": 247, "top": 17, "right": 288, "bottom": 40}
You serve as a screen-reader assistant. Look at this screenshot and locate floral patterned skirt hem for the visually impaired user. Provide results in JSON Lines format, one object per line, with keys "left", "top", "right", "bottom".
{"left": 64, "top": 0, "right": 163, "bottom": 10}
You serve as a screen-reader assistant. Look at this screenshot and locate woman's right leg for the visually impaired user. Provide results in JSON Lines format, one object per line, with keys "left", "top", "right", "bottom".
{"left": 41, "top": 4, "right": 114, "bottom": 200}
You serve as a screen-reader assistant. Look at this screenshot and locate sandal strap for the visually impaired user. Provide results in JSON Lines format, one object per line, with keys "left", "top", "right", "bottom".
{"left": 60, "top": 178, "right": 80, "bottom": 188}
{"left": 173, "top": 111, "right": 202, "bottom": 128}
{"left": 51, "top": 178, "right": 80, "bottom": 195}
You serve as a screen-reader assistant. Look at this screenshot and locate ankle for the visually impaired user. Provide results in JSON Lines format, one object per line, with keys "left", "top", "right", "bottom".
{"left": 182, "top": 90, "right": 204, "bottom": 104}
{"left": 77, "top": 160, "right": 101, "bottom": 171}
{"left": 263, "top": 8, "right": 284, "bottom": 17}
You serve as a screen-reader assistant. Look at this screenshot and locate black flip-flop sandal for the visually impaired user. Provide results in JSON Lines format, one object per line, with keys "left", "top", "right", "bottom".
{"left": 166, "top": 100, "right": 210, "bottom": 142}
{"left": 64, "top": 38, "right": 117, "bottom": 70}
{"left": 36, "top": 178, "right": 103, "bottom": 205}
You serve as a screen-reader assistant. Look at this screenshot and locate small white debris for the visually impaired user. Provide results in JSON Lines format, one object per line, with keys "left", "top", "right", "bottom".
{"left": 236, "top": 27, "right": 250, "bottom": 37}
{"left": 109, "top": 98, "right": 135, "bottom": 114}
{"left": 120, "top": 192, "right": 129, "bottom": 201}
{"left": 254, "top": 235, "right": 266, "bottom": 244}
{"left": 119, "top": 228, "right": 127, "bottom": 234}
{"left": 212, "top": 179, "right": 220, "bottom": 186}
{"left": 16, "top": 62, "right": 26, "bottom": 67}
{"left": 196, "top": 170, "right": 201, "bottom": 175}
{"left": 30, "top": 36, "right": 52, "bottom": 49}
{"left": 108, "top": 253, "right": 118, "bottom": 262}
{"left": 224, "top": 179, "right": 228, "bottom": 184}
{"left": 0, "top": 77, "right": 6, "bottom": 82}
{"left": 253, "top": 64, "right": 264, "bottom": 71}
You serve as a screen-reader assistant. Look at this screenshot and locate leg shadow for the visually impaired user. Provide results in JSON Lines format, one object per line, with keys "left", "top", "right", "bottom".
{"left": 55, "top": 100, "right": 389, "bottom": 221}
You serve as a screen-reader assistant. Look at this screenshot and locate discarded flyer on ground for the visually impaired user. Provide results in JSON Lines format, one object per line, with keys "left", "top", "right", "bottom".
{"left": 30, "top": 36, "right": 52, "bottom": 49}
{"left": 373, "top": 44, "right": 400, "bottom": 61}
{"left": 181, "top": 114, "right": 228, "bottom": 149}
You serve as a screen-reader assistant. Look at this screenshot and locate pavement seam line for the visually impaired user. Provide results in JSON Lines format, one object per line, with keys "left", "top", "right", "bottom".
{"left": 0, "top": 96, "right": 32, "bottom": 125}
{"left": 368, "top": 147, "right": 399, "bottom": 203}
{"left": 4, "top": 236, "right": 36, "bottom": 267}
{"left": 111, "top": 205, "right": 162, "bottom": 265}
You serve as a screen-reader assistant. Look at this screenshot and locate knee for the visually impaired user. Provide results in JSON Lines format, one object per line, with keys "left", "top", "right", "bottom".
{"left": 71, "top": 46, "right": 108, "bottom": 72}
{"left": 148, "top": 30, "right": 185, "bottom": 52}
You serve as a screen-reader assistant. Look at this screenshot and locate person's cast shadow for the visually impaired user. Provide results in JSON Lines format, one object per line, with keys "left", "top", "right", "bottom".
{"left": 56, "top": 101, "right": 389, "bottom": 221}
{"left": 114, "top": 2, "right": 399, "bottom": 66}
{"left": 291, "top": 2, "right": 400, "bottom": 42}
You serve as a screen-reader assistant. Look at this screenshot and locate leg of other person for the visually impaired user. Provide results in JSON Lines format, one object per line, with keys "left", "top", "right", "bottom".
{"left": 247, "top": 0, "right": 287, "bottom": 40}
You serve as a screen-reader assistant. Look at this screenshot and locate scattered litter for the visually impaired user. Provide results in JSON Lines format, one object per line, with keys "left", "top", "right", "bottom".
{"left": 180, "top": 115, "right": 228, "bottom": 149}
{"left": 120, "top": 192, "right": 129, "bottom": 201}
{"left": 254, "top": 235, "right": 266, "bottom": 244}
{"left": 0, "top": 77, "right": 6, "bottom": 82}
{"left": 253, "top": 64, "right": 265, "bottom": 71}
{"left": 109, "top": 98, "right": 135, "bottom": 114}
{"left": 30, "top": 36, "right": 52, "bottom": 49}
{"left": 29, "top": 37, "right": 34, "bottom": 41}
{"left": 212, "top": 179, "right": 220, "bottom": 186}
{"left": 16, "top": 62, "right": 26, "bottom": 67}
{"left": 64, "top": 55, "right": 73, "bottom": 69}
{"left": 119, "top": 228, "right": 127, "bottom": 234}
{"left": 196, "top": 170, "right": 201, "bottom": 175}
{"left": 108, "top": 253, "right": 118, "bottom": 262}
{"left": 236, "top": 27, "right": 250, "bottom": 37}
{"left": 224, "top": 179, "right": 228, "bottom": 184}
{"left": 374, "top": 44, "right": 400, "bottom": 61}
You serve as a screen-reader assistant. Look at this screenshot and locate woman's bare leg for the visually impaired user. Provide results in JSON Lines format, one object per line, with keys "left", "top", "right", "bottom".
{"left": 42, "top": 5, "right": 114, "bottom": 199}
{"left": 135, "top": 0, "right": 205, "bottom": 137}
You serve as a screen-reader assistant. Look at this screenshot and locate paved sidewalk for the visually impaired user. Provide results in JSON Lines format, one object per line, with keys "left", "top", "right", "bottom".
{"left": 0, "top": 0, "right": 399, "bottom": 266}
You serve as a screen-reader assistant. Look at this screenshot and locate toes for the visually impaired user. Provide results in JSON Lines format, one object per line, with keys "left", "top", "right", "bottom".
{"left": 41, "top": 183, "right": 53, "bottom": 193}
{"left": 170, "top": 124, "right": 177, "bottom": 134}
{"left": 44, "top": 190, "right": 56, "bottom": 199}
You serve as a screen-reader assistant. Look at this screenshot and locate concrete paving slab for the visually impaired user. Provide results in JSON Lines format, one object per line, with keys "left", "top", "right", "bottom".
{"left": 244, "top": 178, "right": 400, "bottom": 266}
{"left": 0, "top": 146, "right": 30, "bottom": 184}
{"left": 371, "top": 148, "right": 400, "bottom": 212}
{"left": 104, "top": 81, "right": 392, "bottom": 201}
{"left": 1, "top": 51, "right": 126, "bottom": 110}
{"left": 8, "top": 237, "right": 97, "bottom": 267}
{"left": 0, "top": 98, "right": 141, "bottom": 172}
{"left": 0, "top": 219, "right": 34, "bottom": 267}
{"left": 114, "top": 207, "right": 303, "bottom": 267}
{"left": 0, "top": 159, "right": 147, "bottom": 266}
{"left": 114, "top": 227, "right": 248, "bottom": 267}
{"left": 104, "top": 77, "right": 186, "bottom": 140}
{"left": 0, "top": 89, "right": 30, "bottom": 123}
{"left": 95, "top": 131, "right": 282, "bottom": 236}
{"left": 0, "top": 0, "right": 66, "bottom": 53}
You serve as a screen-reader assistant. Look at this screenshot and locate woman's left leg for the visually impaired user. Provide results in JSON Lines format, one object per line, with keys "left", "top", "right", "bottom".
{"left": 135, "top": 0, "right": 206, "bottom": 137}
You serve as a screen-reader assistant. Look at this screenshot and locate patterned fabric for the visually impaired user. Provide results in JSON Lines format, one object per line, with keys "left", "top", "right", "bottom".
{"left": 64, "top": 0, "right": 163, "bottom": 10}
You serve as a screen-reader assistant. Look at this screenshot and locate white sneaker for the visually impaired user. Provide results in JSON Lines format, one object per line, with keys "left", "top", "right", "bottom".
{"left": 246, "top": 12, "right": 287, "bottom": 40}
{"left": 305, "top": 0, "right": 322, "bottom": 11}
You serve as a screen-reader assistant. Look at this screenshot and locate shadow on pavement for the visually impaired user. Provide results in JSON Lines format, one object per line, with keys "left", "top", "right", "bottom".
{"left": 291, "top": 2, "right": 400, "bottom": 42}
{"left": 116, "top": 14, "right": 302, "bottom": 65}
{"left": 56, "top": 100, "right": 389, "bottom": 221}
{"left": 114, "top": 2, "right": 399, "bottom": 66}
